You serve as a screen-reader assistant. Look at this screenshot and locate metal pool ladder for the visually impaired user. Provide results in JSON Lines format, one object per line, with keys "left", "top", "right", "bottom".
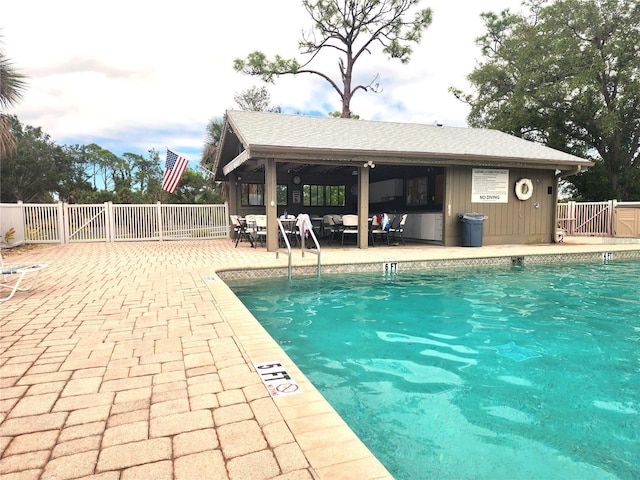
{"left": 276, "top": 218, "right": 321, "bottom": 280}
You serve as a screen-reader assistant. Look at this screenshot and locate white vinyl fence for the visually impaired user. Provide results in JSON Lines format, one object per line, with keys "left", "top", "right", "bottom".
{"left": 556, "top": 201, "right": 615, "bottom": 236}
{"left": 556, "top": 200, "right": 640, "bottom": 237}
{"left": 0, "top": 202, "right": 229, "bottom": 244}
{"left": 2, "top": 200, "right": 637, "bottom": 245}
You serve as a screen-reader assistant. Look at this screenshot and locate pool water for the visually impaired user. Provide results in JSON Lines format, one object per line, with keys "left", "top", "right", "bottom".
{"left": 228, "top": 260, "right": 640, "bottom": 480}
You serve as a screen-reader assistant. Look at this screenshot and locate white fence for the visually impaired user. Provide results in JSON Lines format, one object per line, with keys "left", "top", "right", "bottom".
{"left": 2, "top": 200, "right": 637, "bottom": 244}
{"left": 556, "top": 200, "right": 640, "bottom": 237}
{"left": 0, "top": 202, "right": 230, "bottom": 244}
{"left": 556, "top": 201, "right": 615, "bottom": 236}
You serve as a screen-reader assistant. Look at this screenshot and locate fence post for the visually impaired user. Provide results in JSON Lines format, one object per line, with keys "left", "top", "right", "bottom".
{"left": 156, "top": 202, "right": 164, "bottom": 241}
{"left": 567, "top": 201, "right": 575, "bottom": 235}
{"left": 62, "top": 202, "right": 70, "bottom": 243}
{"left": 18, "top": 201, "right": 25, "bottom": 242}
{"left": 106, "top": 202, "right": 114, "bottom": 242}
{"left": 224, "top": 201, "right": 230, "bottom": 239}
{"left": 609, "top": 199, "right": 617, "bottom": 236}
{"left": 55, "top": 202, "right": 64, "bottom": 243}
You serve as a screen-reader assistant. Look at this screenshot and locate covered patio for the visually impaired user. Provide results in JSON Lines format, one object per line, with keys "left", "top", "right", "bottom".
{"left": 213, "top": 111, "right": 593, "bottom": 251}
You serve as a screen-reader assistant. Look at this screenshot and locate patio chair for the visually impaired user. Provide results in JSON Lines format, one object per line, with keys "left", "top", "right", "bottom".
{"left": 369, "top": 213, "right": 391, "bottom": 246}
{"left": 295, "top": 213, "right": 314, "bottom": 246}
{"left": 341, "top": 214, "right": 359, "bottom": 245}
{"left": 254, "top": 215, "right": 268, "bottom": 247}
{"left": 231, "top": 215, "right": 254, "bottom": 247}
{"left": 230, "top": 215, "right": 242, "bottom": 244}
{"left": 389, "top": 213, "right": 408, "bottom": 245}
{"left": 323, "top": 214, "right": 341, "bottom": 245}
{"left": 1, "top": 251, "right": 48, "bottom": 302}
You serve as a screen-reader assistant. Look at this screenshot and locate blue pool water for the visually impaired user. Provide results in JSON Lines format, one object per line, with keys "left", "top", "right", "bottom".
{"left": 228, "top": 260, "right": 640, "bottom": 480}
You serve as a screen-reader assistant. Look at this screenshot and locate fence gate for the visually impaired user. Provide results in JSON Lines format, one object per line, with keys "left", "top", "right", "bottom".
{"left": 64, "top": 203, "right": 111, "bottom": 243}
{"left": 1, "top": 202, "right": 230, "bottom": 244}
{"left": 557, "top": 201, "right": 613, "bottom": 236}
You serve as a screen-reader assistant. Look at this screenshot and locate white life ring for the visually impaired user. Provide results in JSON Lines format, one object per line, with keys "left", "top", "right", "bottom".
{"left": 515, "top": 178, "right": 533, "bottom": 201}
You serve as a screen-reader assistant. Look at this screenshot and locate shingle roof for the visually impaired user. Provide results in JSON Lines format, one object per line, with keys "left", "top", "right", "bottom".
{"left": 224, "top": 110, "right": 591, "bottom": 167}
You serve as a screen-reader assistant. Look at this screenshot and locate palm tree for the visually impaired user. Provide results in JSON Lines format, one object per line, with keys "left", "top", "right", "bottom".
{"left": 201, "top": 117, "right": 224, "bottom": 167}
{"left": 201, "top": 116, "right": 227, "bottom": 199}
{"left": 0, "top": 34, "right": 28, "bottom": 157}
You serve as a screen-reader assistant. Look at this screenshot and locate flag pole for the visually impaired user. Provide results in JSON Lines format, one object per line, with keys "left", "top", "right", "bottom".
{"left": 195, "top": 163, "right": 215, "bottom": 179}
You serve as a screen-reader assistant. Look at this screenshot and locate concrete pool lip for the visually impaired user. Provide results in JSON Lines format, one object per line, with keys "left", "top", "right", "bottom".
{"left": 1, "top": 240, "right": 639, "bottom": 479}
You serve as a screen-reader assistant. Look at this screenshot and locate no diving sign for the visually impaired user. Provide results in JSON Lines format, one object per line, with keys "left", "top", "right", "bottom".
{"left": 254, "top": 361, "right": 303, "bottom": 398}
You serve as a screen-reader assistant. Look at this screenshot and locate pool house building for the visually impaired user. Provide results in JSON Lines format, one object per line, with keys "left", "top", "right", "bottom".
{"left": 213, "top": 110, "right": 593, "bottom": 250}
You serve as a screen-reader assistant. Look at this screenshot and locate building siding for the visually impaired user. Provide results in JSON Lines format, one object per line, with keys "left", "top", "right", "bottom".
{"left": 444, "top": 166, "right": 556, "bottom": 246}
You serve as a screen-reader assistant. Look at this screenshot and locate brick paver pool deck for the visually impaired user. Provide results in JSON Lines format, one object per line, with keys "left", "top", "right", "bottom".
{"left": 1, "top": 239, "right": 639, "bottom": 479}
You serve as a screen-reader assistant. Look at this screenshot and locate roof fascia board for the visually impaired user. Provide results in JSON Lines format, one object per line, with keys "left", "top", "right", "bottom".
{"left": 247, "top": 145, "right": 594, "bottom": 169}
{"left": 214, "top": 113, "right": 253, "bottom": 178}
{"left": 222, "top": 150, "right": 251, "bottom": 176}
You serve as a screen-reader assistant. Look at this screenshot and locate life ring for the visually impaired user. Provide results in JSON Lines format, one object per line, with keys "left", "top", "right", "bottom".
{"left": 515, "top": 178, "right": 533, "bottom": 201}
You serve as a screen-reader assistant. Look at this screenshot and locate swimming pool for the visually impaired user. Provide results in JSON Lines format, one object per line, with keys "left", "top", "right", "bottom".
{"left": 228, "top": 260, "right": 640, "bottom": 480}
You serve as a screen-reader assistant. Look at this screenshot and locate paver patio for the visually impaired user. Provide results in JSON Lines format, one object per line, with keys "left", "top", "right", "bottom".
{"left": 1, "top": 239, "right": 639, "bottom": 479}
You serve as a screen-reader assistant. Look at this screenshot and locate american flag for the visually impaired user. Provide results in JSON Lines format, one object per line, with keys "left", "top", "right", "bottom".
{"left": 161, "top": 149, "right": 189, "bottom": 193}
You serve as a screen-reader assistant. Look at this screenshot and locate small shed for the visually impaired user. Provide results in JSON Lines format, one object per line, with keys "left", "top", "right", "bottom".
{"left": 213, "top": 110, "right": 593, "bottom": 250}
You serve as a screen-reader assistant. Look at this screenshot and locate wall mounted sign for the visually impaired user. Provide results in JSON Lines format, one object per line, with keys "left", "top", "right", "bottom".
{"left": 472, "top": 168, "right": 509, "bottom": 203}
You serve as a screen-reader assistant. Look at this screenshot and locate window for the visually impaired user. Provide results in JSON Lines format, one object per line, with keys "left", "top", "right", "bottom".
{"left": 241, "top": 183, "right": 263, "bottom": 206}
{"left": 407, "top": 177, "right": 429, "bottom": 205}
{"left": 276, "top": 184, "right": 288, "bottom": 205}
{"left": 241, "top": 184, "right": 288, "bottom": 206}
{"left": 302, "top": 184, "right": 346, "bottom": 207}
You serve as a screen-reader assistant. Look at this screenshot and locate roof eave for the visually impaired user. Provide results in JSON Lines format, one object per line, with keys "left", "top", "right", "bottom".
{"left": 245, "top": 144, "right": 594, "bottom": 170}
{"left": 213, "top": 114, "right": 252, "bottom": 180}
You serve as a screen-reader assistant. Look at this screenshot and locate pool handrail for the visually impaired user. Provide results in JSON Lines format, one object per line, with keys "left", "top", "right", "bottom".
{"left": 275, "top": 218, "right": 293, "bottom": 280}
{"left": 299, "top": 216, "right": 321, "bottom": 278}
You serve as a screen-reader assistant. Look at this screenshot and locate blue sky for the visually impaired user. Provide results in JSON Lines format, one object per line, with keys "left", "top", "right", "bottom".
{"left": 3, "top": 0, "right": 522, "bottom": 169}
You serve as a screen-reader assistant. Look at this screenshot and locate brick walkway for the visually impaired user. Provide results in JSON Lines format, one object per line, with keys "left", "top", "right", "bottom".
{"left": 1, "top": 239, "right": 639, "bottom": 479}
{"left": 1, "top": 240, "right": 395, "bottom": 480}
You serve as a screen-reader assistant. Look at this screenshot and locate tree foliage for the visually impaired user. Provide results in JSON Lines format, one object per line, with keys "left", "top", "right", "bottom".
{"left": 234, "top": 0, "right": 433, "bottom": 118}
{"left": 1, "top": 116, "right": 72, "bottom": 202}
{"left": 0, "top": 33, "right": 28, "bottom": 158}
{"left": 452, "top": 0, "right": 640, "bottom": 200}
{"left": 1, "top": 116, "right": 220, "bottom": 204}
{"left": 233, "top": 85, "right": 282, "bottom": 113}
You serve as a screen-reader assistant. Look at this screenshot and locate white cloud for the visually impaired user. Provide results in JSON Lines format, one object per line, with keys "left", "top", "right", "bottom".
{"left": 3, "top": 0, "right": 523, "bottom": 161}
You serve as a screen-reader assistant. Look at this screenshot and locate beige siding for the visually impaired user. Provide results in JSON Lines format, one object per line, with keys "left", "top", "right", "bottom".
{"left": 443, "top": 167, "right": 556, "bottom": 246}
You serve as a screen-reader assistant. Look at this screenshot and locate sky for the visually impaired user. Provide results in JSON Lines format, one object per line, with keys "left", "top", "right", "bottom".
{"left": 2, "top": 0, "right": 524, "bottom": 167}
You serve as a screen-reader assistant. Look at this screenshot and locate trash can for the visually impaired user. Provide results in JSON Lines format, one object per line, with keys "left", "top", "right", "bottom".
{"left": 458, "top": 213, "right": 487, "bottom": 247}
